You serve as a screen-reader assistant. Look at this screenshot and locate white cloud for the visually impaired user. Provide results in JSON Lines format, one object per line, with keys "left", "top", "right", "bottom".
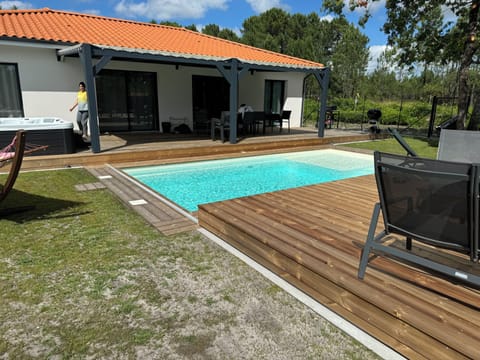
{"left": 0, "top": 1, "right": 32, "bottom": 9}
{"left": 320, "top": 14, "right": 334, "bottom": 22}
{"left": 245, "top": 0, "right": 290, "bottom": 14}
{"left": 367, "top": 44, "right": 386, "bottom": 73}
{"left": 349, "top": 0, "right": 386, "bottom": 15}
{"left": 82, "top": 8, "right": 101, "bottom": 15}
{"left": 114, "top": 0, "right": 229, "bottom": 20}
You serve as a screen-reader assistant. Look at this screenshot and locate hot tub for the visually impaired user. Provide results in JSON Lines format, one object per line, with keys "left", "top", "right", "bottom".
{"left": 0, "top": 117, "right": 75, "bottom": 155}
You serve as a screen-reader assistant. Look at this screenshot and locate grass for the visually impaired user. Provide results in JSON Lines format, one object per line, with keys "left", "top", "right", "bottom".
{"left": 0, "top": 168, "right": 380, "bottom": 359}
{"left": 342, "top": 135, "right": 438, "bottom": 159}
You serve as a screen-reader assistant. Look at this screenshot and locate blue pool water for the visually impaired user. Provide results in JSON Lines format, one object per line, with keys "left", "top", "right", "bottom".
{"left": 124, "top": 149, "right": 373, "bottom": 212}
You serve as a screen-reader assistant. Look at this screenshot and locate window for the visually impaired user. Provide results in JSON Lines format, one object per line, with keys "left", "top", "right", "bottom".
{"left": 264, "top": 80, "right": 285, "bottom": 114}
{"left": 0, "top": 63, "right": 24, "bottom": 117}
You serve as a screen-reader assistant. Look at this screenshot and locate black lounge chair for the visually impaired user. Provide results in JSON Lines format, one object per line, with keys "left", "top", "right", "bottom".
{"left": 358, "top": 151, "right": 480, "bottom": 287}
{"left": 437, "top": 129, "right": 480, "bottom": 163}
{"left": 387, "top": 128, "right": 418, "bottom": 157}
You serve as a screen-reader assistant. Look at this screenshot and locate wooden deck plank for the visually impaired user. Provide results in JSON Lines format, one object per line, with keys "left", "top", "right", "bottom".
{"left": 87, "top": 167, "right": 197, "bottom": 236}
{"left": 239, "top": 183, "right": 480, "bottom": 306}
{"left": 198, "top": 175, "right": 480, "bottom": 359}
{"left": 199, "top": 208, "right": 464, "bottom": 360}
{"left": 201, "top": 199, "right": 480, "bottom": 354}
{"left": 99, "top": 166, "right": 189, "bottom": 219}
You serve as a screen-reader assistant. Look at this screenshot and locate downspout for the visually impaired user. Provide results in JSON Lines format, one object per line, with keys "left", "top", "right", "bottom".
{"left": 78, "top": 44, "right": 101, "bottom": 153}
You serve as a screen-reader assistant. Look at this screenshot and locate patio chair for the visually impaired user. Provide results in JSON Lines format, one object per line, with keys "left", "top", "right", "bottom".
{"left": 0, "top": 131, "right": 48, "bottom": 215}
{"left": 437, "top": 129, "right": 480, "bottom": 163}
{"left": 262, "top": 112, "right": 282, "bottom": 134}
{"left": 387, "top": 128, "right": 418, "bottom": 157}
{"left": 280, "top": 110, "right": 291, "bottom": 133}
{"left": 390, "top": 127, "right": 480, "bottom": 163}
{"left": 358, "top": 151, "right": 480, "bottom": 287}
{"left": 211, "top": 111, "right": 236, "bottom": 142}
{"left": 243, "top": 111, "right": 257, "bottom": 135}
{"left": 0, "top": 130, "right": 27, "bottom": 204}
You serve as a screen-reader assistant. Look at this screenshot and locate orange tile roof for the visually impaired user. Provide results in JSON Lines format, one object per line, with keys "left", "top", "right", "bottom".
{"left": 0, "top": 8, "right": 324, "bottom": 69}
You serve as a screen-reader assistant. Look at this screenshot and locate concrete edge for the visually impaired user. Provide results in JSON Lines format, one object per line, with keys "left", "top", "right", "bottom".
{"left": 197, "top": 228, "right": 406, "bottom": 360}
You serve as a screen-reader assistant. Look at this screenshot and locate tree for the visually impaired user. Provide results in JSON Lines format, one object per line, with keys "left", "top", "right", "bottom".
{"left": 202, "top": 24, "right": 240, "bottom": 42}
{"left": 329, "top": 18, "right": 369, "bottom": 98}
{"left": 323, "top": 0, "right": 480, "bottom": 129}
{"left": 156, "top": 21, "right": 197, "bottom": 31}
{"left": 202, "top": 24, "right": 221, "bottom": 37}
{"left": 241, "top": 8, "right": 290, "bottom": 53}
{"left": 184, "top": 24, "right": 198, "bottom": 32}
{"left": 241, "top": 9, "right": 369, "bottom": 98}
{"left": 158, "top": 21, "right": 183, "bottom": 27}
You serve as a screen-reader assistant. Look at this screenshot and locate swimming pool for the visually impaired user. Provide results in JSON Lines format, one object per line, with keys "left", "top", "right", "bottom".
{"left": 124, "top": 149, "right": 374, "bottom": 212}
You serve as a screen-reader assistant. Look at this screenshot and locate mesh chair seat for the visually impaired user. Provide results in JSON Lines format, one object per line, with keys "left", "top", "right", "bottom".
{"left": 358, "top": 151, "right": 480, "bottom": 287}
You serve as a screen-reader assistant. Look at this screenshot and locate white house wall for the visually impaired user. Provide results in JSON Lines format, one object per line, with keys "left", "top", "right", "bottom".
{"left": 1, "top": 43, "right": 81, "bottom": 126}
{"left": 238, "top": 71, "right": 305, "bottom": 128}
{"left": 1, "top": 42, "right": 306, "bottom": 132}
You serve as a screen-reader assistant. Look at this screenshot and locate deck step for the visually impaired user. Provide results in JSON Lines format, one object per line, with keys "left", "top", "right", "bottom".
{"left": 198, "top": 175, "right": 480, "bottom": 360}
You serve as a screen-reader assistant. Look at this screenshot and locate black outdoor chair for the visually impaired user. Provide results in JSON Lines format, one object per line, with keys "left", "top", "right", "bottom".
{"left": 243, "top": 111, "right": 257, "bottom": 135}
{"left": 358, "top": 151, "right": 480, "bottom": 287}
{"left": 280, "top": 110, "right": 292, "bottom": 133}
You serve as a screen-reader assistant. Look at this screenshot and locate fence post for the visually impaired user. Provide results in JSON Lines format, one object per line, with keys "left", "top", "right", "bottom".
{"left": 428, "top": 95, "right": 438, "bottom": 138}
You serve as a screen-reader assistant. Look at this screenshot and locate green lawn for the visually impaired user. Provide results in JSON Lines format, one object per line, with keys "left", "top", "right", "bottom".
{"left": 0, "top": 168, "right": 379, "bottom": 359}
{"left": 342, "top": 136, "right": 438, "bottom": 159}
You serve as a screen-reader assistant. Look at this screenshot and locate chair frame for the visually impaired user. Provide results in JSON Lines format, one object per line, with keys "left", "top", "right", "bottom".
{"left": 388, "top": 128, "right": 418, "bottom": 157}
{"left": 280, "top": 110, "right": 291, "bottom": 133}
{"left": 358, "top": 151, "right": 480, "bottom": 287}
{"left": 0, "top": 130, "right": 27, "bottom": 203}
{"left": 211, "top": 117, "right": 227, "bottom": 142}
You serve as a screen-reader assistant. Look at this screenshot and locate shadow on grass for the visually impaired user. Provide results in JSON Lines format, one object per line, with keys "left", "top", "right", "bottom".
{"left": 0, "top": 188, "right": 87, "bottom": 223}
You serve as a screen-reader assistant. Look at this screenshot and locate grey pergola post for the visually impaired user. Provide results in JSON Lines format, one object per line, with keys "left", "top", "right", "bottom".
{"left": 228, "top": 59, "right": 239, "bottom": 143}
{"left": 79, "top": 44, "right": 101, "bottom": 153}
{"left": 216, "top": 59, "right": 240, "bottom": 144}
{"left": 314, "top": 68, "right": 330, "bottom": 138}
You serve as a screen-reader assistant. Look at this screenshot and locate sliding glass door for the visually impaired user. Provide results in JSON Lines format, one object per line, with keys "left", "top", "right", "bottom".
{"left": 264, "top": 80, "right": 285, "bottom": 115}
{"left": 96, "top": 70, "right": 158, "bottom": 132}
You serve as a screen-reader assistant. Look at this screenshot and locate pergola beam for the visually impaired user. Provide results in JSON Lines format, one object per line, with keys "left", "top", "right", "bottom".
{"left": 58, "top": 43, "right": 330, "bottom": 151}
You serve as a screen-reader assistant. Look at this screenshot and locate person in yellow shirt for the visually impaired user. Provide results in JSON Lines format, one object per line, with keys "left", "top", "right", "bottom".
{"left": 69, "top": 81, "right": 89, "bottom": 140}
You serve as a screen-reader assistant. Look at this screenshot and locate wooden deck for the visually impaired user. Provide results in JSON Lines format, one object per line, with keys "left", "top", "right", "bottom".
{"left": 16, "top": 128, "right": 372, "bottom": 171}
{"left": 87, "top": 166, "right": 197, "bottom": 235}
{"left": 198, "top": 175, "right": 480, "bottom": 359}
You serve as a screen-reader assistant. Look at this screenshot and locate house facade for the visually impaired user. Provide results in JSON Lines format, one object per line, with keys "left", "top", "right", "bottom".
{"left": 0, "top": 8, "right": 329, "bottom": 152}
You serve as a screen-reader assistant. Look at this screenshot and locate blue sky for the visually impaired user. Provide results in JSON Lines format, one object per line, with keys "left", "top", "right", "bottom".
{"left": 1, "top": 0, "right": 389, "bottom": 71}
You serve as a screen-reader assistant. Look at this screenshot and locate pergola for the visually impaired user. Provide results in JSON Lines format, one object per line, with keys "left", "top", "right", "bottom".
{"left": 58, "top": 43, "right": 330, "bottom": 153}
